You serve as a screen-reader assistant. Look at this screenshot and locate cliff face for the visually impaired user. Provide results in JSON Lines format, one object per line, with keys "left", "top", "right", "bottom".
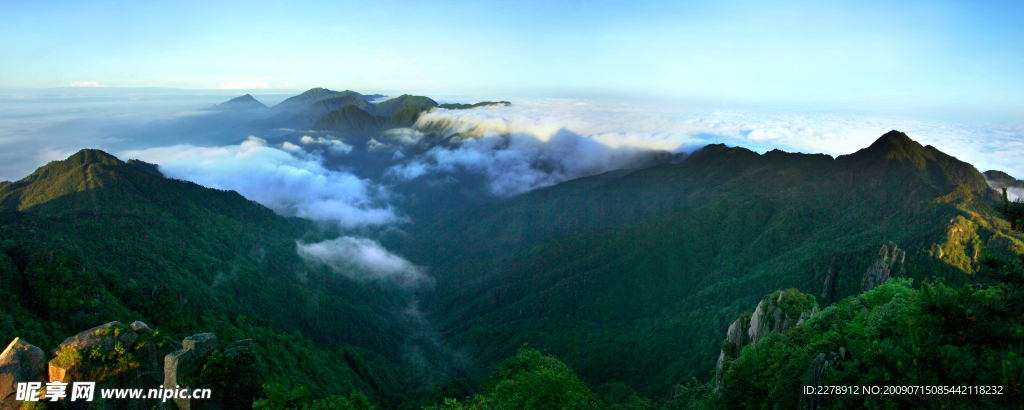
{"left": 2, "top": 322, "right": 254, "bottom": 410}
{"left": 861, "top": 242, "right": 905, "bottom": 292}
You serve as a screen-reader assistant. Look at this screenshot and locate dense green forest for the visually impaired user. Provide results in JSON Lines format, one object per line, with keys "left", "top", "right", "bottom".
{"left": 2, "top": 128, "right": 1023, "bottom": 409}
{"left": 392, "top": 131, "right": 1024, "bottom": 404}
{"left": 711, "top": 257, "right": 1024, "bottom": 409}
{"left": 0, "top": 151, "right": 419, "bottom": 408}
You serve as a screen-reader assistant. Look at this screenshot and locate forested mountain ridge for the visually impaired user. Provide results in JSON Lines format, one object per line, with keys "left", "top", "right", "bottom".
{"left": 269, "top": 88, "right": 382, "bottom": 114}
{"left": 259, "top": 90, "right": 437, "bottom": 130}
{"left": 402, "top": 131, "right": 990, "bottom": 261}
{"left": 984, "top": 169, "right": 1024, "bottom": 189}
{"left": 399, "top": 131, "right": 1022, "bottom": 398}
{"left": 0, "top": 149, "right": 419, "bottom": 407}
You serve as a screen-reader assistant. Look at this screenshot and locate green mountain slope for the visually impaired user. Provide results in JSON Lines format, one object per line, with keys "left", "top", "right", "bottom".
{"left": 380, "top": 105, "right": 425, "bottom": 131}
{"left": 0, "top": 150, "right": 416, "bottom": 407}
{"left": 271, "top": 87, "right": 339, "bottom": 113}
{"left": 293, "top": 95, "right": 377, "bottom": 126}
{"left": 711, "top": 270, "right": 1024, "bottom": 409}
{"left": 271, "top": 92, "right": 438, "bottom": 130}
{"left": 374, "top": 94, "right": 438, "bottom": 117}
{"left": 312, "top": 105, "right": 383, "bottom": 135}
{"left": 399, "top": 131, "right": 1021, "bottom": 396}
{"left": 984, "top": 170, "right": 1024, "bottom": 189}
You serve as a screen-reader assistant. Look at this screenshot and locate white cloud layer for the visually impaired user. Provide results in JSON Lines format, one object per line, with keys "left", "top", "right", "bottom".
{"left": 299, "top": 135, "right": 353, "bottom": 155}
{"left": 66, "top": 81, "right": 106, "bottom": 87}
{"left": 296, "top": 236, "right": 429, "bottom": 288}
{"left": 2, "top": 91, "right": 1022, "bottom": 198}
{"left": 122, "top": 137, "right": 399, "bottom": 227}
{"left": 392, "top": 98, "right": 1024, "bottom": 194}
{"left": 388, "top": 128, "right": 665, "bottom": 196}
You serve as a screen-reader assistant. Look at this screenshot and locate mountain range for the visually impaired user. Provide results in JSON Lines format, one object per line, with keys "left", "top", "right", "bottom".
{"left": 1, "top": 86, "right": 1022, "bottom": 409}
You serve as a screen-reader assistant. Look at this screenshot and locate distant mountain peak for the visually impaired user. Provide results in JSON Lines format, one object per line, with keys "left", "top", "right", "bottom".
{"left": 843, "top": 130, "right": 930, "bottom": 166}
{"left": 983, "top": 170, "right": 1023, "bottom": 189}
{"left": 20, "top": 148, "right": 125, "bottom": 184}
{"left": 64, "top": 148, "right": 124, "bottom": 167}
{"left": 836, "top": 130, "right": 988, "bottom": 193}
{"left": 296, "top": 87, "right": 337, "bottom": 98}
{"left": 866, "top": 130, "right": 917, "bottom": 150}
{"left": 269, "top": 87, "right": 342, "bottom": 114}
{"left": 206, "top": 94, "right": 267, "bottom": 111}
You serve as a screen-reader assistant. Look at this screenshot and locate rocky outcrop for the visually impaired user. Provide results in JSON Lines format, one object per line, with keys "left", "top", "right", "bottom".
{"left": 0, "top": 338, "right": 47, "bottom": 409}
{"left": 1, "top": 321, "right": 256, "bottom": 409}
{"left": 714, "top": 315, "right": 750, "bottom": 388}
{"left": 715, "top": 289, "right": 818, "bottom": 389}
{"left": 861, "top": 242, "right": 905, "bottom": 292}
{"left": 129, "top": 321, "right": 153, "bottom": 334}
{"left": 164, "top": 334, "right": 257, "bottom": 410}
{"left": 165, "top": 333, "right": 217, "bottom": 410}
{"left": 47, "top": 321, "right": 170, "bottom": 409}
{"left": 748, "top": 290, "right": 819, "bottom": 345}
{"left": 799, "top": 348, "right": 851, "bottom": 410}
{"left": 48, "top": 322, "right": 157, "bottom": 385}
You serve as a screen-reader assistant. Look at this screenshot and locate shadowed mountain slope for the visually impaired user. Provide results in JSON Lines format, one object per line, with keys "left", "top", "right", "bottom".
{"left": 292, "top": 95, "right": 377, "bottom": 126}
{"left": 312, "top": 105, "right": 383, "bottom": 135}
{"left": 397, "top": 131, "right": 1019, "bottom": 395}
{"left": 374, "top": 94, "right": 438, "bottom": 117}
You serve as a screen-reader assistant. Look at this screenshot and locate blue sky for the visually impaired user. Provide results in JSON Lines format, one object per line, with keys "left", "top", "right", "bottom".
{"left": 2, "top": 0, "right": 1022, "bottom": 120}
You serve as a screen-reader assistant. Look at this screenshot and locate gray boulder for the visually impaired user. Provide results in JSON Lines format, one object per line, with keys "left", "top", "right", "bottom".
{"left": 0, "top": 338, "right": 47, "bottom": 409}
{"left": 130, "top": 321, "right": 153, "bottom": 334}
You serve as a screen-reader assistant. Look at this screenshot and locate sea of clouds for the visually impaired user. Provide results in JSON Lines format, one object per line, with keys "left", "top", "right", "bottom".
{"left": 405, "top": 98, "right": 1024, "bottom": 181}
{"left": 3, "top": 90, "right": 1024, "bottom": 282}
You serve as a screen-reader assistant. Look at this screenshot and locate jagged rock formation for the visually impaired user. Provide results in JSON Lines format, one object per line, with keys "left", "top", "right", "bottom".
{"left": 861, "top": 241, "right": 905, "bottom": 292}
{"left": 799, "top": 348, "right": 851, "bottom": 410}
{"left": 748, "top": 290, "right": 819, "bottom": 345}
{"left": 714, "top": 314, "right": 750, "bottom": 389}
{"left": 0, "top": 338, "right": 47, "bottom": 408}
{"left": 715, "top": 289, "right": 818, "bottom": 388}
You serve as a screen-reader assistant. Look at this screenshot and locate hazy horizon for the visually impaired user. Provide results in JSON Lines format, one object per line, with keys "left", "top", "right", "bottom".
{"left": 4, "top": 1, "right": 1023, "bottom": 121}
